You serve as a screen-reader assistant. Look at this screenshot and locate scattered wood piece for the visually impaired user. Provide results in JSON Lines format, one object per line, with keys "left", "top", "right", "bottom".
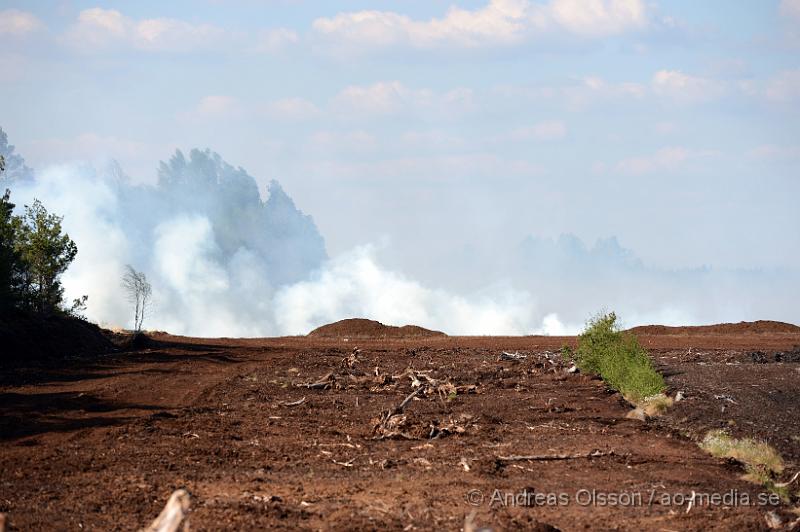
{"left": 341, "top": 348, "right": 361, "bottom": 369}
{"left": 281, "top": 397, "right": 307, "bottom": 407}
{"left": 318, "top": 442, "right": 359, "bottom": 449}
{"left": 302, "top": 372, "right": 334, "bottom": 390}
{"left": 764, "top": 511, "right": 782, "bottom": 529}
{"left": 713, "top": 394, "right": 737, "bottom": 404}
{"left": 685, "top": 490, "right": 696, "bottom": 513}
{"left": 463, "top": 510, "right": 478, "bottom": 532}
{"left": 775, "top": 470, "right": 800, "bottom": 488}
{"left": 395, "top": 385, "right": 426, "bottom": 414}
{"left": 182, "top": 432, "right": 200, "bottom": 439}
{"left": 499, "top": 351, "right": 527, "bottom": 361}
{"left": 143, "top": 489, "right": 190, "bottom": 532}
{"left": 0, "top": 513, "right": 6, "bottom": 532}
{"left": 333, "top": 458, "right": 355, "bottom": 467}
{"left": 459, "top": 457, "right": 471, "bottom": 471}
{"left": 372, "top": 386, "right": 428, "bottom": 440}
{"left": 497, "top": 449, "right": 619, "bottom": 462}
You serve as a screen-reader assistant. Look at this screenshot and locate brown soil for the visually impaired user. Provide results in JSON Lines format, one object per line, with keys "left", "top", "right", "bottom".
{"left": 1, "top": 331, "right": 799, "bottom": 530}
{"left": 628, "top": 320, "right": 800, "bottom": 336}
{"left": 0, "top": 312, "right": 115, "bottom": 365}
{"left": 308, "top": 318, "right": 446, "bottom": 339}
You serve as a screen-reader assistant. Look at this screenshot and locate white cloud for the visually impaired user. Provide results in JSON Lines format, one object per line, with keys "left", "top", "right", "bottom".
{"left": 333, "top": 81, "right": 434, "bottom": 115}
{"left": 747, "top": 144, "right": 800, "bottom": 161}
{"left": 652, "top": 70, "right": 722, "bottom": 103}
{"left": 331, "top": 81, "right": 475, "bottom": 117}
{"left": 494, "top": 76, "right": 646, "bottom": 111}
{"left": 306, "top": 153, "right": 543, "bottom": 182}
{"left": 615, "top": 146, "right": 689, "bottom": 175}
{"left": 308, "top": 130, "right": 378, "bottom": 152}
{"left": 263, "top": 97, "right": 320, "bottom": 120}
{"left": 400, "top": 130, "right": 465, "bottom": 150}
{"left": 64, "top": 8, "right": 232, "bottom": 52}
{"left": 254, "top": 28, "right": 299, "bottom": 53}
{"left": 763, "top": 69, "right": 800, "bottom": 103}
{"left": 0, "top": 9, "right": 44, "bottom": 36}
{"left": 780, "top": 0, "right": 800, "bottom": 19}
{"left": 547, "top": 0, "right": 647, "bottom": 37}
{"left": 180, "top": 95, "right": 241, "bottom": 121}
{"left": 313, "top": 0, "right": 648, "bottom": 50}
{"left": 654, "top": 122, "right": 677, "bottom": 135}
{"left": 509, "top": 120, "right": 567, "bottom": 141}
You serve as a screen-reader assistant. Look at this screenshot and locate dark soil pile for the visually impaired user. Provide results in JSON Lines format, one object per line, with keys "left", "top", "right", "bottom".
{"left": 0, "top": 311, "right": 115, "bottom": 364}
{"left": 308, "top": 318, "right": 446, "bottom": 339}
{"left": 628, "top": 320, "right": 800, "bottom": 336}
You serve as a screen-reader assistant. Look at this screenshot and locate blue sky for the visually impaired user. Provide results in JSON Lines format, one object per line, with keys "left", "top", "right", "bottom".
{"left": 1, "top": 0, "right": 799, "bottom": 279}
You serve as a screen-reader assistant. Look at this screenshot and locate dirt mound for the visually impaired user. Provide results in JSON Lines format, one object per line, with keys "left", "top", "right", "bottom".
{"left": 0, "top": 311, "right": 115, "bottom": 364}
{"left": 308, "top": 318, "right": 446, "bottom": 339}
{"left": 628, "top": 320, "right": 800, "bottom": 336}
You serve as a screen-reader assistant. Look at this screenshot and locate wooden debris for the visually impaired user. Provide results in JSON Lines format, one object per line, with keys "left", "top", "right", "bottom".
{"left": 281, "top": 397, "right": 307, "bottom": 407}
{"left": 143, "top": 489, "right": 190, "bottom": 532}
{"left": 496, "top": 449, "right": 619, "bottom": 462}
{"left": 301, "top": 372, "right": 334, "bottom": 390}
{"left": 713, "top": 394, "right": 737, "bottom": 404}
{"left": 372, "top": 385, "right": 427, "bottom": 439}
{"left": 775, "top": 470, "right": 800, "bottom": 488}
{"left": 463, "top": 511, "right": 480, "bottom": 532}
{"left": 499, "top": 351, "right": 527, "bottom": 361}
{"left": 341, "top": 347, "right": 361, "bottom": 369}
{"left": 764, "top": 511, "right": 782, "bottom": 529}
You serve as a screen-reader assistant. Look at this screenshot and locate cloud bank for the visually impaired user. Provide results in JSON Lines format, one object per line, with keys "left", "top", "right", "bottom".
{"left": 312, "top": 0, "right": 649, "bottom": 50}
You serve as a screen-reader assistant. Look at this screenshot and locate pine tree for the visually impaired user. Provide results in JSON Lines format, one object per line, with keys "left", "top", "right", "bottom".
{"left": 0, "top": 189, "right": 24, "bottom": 312}
{"left": 15, "top": 200, "right": 78, "bottom": 314}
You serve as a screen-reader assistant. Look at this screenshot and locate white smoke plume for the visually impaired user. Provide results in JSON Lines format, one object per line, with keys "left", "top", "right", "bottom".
{"left": 8, "top": 161, "right": 576, "bottom": 336}
{"left": 4, "top": 138, "right": 797, "bottom": 337}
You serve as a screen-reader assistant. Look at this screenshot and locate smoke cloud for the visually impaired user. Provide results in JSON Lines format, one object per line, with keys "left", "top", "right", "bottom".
{"left": 3, "top": 133, "right": 797, "bottom": 336}
{"left": 4, "top": 148, "right": 576, "bottom": 336}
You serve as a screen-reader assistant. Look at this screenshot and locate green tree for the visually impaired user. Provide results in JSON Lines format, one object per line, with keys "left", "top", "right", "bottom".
{"left": 15, "top": 199, "right": 78, "bottom": 314}
{"left": 0, "top": 189, "right": 23, "bottom": 311}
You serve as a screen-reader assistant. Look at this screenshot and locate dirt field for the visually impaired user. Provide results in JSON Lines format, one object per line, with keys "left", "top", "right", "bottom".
{"left": 1, "top": 329, "right": 799, "bottom": 531}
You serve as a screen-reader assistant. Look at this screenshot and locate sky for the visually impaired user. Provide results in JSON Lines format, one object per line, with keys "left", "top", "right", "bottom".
{"left": 1, "top": 1, "right": 799, "bottom": 332}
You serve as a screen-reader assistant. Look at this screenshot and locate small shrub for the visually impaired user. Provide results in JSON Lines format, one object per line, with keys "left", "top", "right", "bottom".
{"left": 575, "top": 312, "right": 665, "bottom": 403}
{"left": 560, "top": 344, "right": 574, "bottom": 360}
{"left": 700, "top": 430, "right": 785, "bottom": 488}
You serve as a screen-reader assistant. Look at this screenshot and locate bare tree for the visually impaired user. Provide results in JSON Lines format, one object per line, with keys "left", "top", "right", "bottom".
{"left": 122, "top": 265, "right": 152, "bottom": 333}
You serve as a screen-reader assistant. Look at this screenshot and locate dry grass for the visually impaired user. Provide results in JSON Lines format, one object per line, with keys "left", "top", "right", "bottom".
{"left": 700, "top": 430, "right": 784, "bottom": 486}
{"left": 638, "top": 393, "right": 674, "bottom": 416}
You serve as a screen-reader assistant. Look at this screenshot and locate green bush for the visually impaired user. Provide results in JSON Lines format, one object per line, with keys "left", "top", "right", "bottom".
{"left": 575, "top": 312, "right": 664, "bottom": 402}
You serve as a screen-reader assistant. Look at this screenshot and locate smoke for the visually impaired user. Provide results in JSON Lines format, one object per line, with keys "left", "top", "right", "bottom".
{"left": 6, "top": 156, "right": 576, "bottom": 336}
{"left": 4, "top": 135, "right": 797, "bottom": 336}
{"left": 273, "top": 245, "right": 572, "bottom": 335}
